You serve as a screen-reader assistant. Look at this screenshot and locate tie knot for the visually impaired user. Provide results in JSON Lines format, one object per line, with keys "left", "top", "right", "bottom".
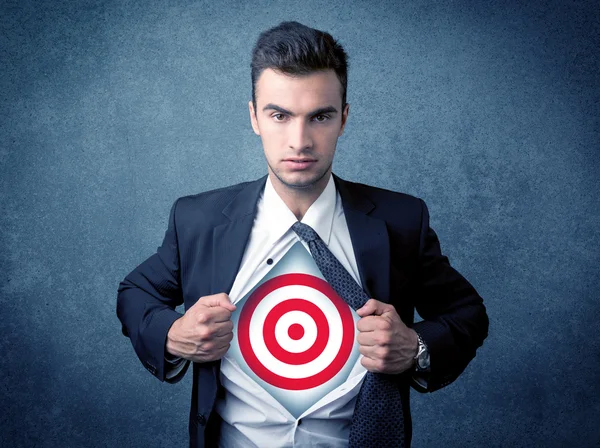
{"left": 291, "top": 221, "right": 320, "bottom": 243}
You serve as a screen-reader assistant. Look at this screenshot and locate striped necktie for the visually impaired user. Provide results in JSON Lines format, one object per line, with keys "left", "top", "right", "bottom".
{"left": 292, "top": 221, "right": 405, "bottom": 447}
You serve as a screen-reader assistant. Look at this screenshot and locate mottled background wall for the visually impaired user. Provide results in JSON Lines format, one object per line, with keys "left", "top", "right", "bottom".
{"left": 1, "top": 0, "right": 599, "bottom": 446}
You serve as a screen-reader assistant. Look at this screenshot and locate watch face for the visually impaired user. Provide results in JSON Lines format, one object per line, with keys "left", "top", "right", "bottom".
{"left": 417, "top": 351, "right": 430, "bottom": 370}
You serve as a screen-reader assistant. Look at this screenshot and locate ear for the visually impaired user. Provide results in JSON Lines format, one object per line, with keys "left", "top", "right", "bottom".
{"left": 249, "top": 101, "right": 260, "bottom": 136}
{"left": 338, "top": 103, "right": 350, "bottom": 137}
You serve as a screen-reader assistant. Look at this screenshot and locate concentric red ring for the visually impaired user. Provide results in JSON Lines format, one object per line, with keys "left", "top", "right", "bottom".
{"left": 238, "top": 273, "right": 354, "bottom": 390}
{"left": 263, "top": 298, "right": 329, "bottom": 365}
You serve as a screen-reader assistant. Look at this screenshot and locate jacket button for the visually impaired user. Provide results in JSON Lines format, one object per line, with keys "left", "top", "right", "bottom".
{"left": 196, "top": 414, "right": 207, "bottom": 425}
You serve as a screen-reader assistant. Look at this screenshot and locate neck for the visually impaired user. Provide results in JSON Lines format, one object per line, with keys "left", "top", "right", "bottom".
{"left": 268, "top": 171, "right": 331, "bottom": 221}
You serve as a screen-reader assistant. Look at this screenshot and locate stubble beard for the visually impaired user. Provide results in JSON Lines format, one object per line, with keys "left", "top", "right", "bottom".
{"left": 267, "top": 160, "right": 333, "bottom": 191}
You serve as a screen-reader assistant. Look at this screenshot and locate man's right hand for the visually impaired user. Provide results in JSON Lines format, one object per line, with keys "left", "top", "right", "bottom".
{"left": 166, "top": 293, "right": 237, "bottom": 363}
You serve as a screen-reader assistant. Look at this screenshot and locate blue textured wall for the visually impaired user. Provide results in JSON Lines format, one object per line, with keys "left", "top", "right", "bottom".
{"left": 1, "top": 1, "right": 599, "bottom": 446}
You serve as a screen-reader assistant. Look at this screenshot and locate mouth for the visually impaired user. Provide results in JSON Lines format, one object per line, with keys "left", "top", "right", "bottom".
{"left": 282, "top": 158, "right": 317, "bottom": 170}
{"left": 283, "top": 158, "right": 317, "bottom": 163}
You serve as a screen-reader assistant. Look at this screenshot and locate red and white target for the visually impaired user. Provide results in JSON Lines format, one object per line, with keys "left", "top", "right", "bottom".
{"left": 238, "top": 273, "right": 354, "bottom": 390}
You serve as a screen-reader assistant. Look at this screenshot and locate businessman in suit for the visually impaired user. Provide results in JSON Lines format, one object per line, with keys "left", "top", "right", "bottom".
{"left": 117, "top": 21, "right": 488, "bottom": 447}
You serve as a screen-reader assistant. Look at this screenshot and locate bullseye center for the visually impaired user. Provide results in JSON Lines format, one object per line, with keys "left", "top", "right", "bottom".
{"left": 287, "top": 323, "right": 305, "bottom": 340}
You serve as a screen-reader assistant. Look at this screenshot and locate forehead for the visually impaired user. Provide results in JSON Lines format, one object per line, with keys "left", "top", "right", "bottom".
{"left": 255, "top": 68, "right": 342, "bottom": 111}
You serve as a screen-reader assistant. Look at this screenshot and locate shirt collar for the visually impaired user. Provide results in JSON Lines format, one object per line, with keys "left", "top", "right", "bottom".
{"left": 261, "top": 174, "right": 337, "bottom": 246}
{"left": 300, "top": 174, "right": 336, "bottom": 245}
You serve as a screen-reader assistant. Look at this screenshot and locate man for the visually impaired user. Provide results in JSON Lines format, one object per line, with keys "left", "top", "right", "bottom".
{"left": 117, "top": 21, "right": 488, "bottom": 448}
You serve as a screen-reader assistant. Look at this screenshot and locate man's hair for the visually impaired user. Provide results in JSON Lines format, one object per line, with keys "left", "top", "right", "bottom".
{"left": 250, "top": 21, "right": 349, "bottom": 113}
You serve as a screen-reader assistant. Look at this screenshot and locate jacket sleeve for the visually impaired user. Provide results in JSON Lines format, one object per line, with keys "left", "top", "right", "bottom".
{"left": 116, "top": 198, "right": 190, "bottom": 384}
{"left": 412, "top": 198, "right": 489, "bottom": 392}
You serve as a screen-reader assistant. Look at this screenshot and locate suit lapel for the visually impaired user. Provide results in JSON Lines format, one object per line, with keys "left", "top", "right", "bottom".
{"left": 333, "top": 174, "right": 391, "bottom": 304}
{"left": 211, "top": 176, "right": 268, "bottom": 295}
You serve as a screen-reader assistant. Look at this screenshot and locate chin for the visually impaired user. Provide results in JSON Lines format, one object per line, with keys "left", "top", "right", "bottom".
{"left": 275, "top": 170, "right": 328, "bottom": 190}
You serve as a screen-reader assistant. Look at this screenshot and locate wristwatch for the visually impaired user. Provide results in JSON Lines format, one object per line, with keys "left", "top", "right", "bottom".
{"left": 413, "top": 332, "right": 430, "bottom": 372}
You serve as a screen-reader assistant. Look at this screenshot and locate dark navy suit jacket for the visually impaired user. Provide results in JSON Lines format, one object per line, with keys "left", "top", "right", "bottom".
{"left": 117, "top": 173, "right": 489, "bottom": 447}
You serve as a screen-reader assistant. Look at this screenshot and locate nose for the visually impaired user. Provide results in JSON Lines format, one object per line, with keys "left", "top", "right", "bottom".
{"left": 288, "top": 119, "right": 313, "bottom": 151}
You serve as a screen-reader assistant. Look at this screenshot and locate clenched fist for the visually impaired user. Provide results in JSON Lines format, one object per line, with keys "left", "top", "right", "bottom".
{"left": 166, "top": 293, "right": 236, "bottom": 363}
{"left": 356, "top": 298, "right": 419, "bottom": 374}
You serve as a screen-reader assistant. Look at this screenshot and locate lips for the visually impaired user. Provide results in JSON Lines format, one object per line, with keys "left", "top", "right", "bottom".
{"left": 284, "top": 158, "right": 316, "bottom": 163}
{"left": 282, "top": 158, "right": 317, "bottom": 170}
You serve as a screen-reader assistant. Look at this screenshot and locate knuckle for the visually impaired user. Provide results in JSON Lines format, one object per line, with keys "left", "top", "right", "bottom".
{"left": 197, "top": 327, "right": 212, "bottom": 340}
{"left": 196, "top": 313, "right": 209, "bottom": 325}
{"left": 374, "top": 334, "right": 386, "bottom": 346}
{"left": 379, "top": 333, "right": 391, "bottom": 345}
{"left": 378, "top": 320, "right": 392, "bottom": 331}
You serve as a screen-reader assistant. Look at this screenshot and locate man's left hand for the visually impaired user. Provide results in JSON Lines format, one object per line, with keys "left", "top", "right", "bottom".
{"left": 356, "top": 298, "right": 419, "bottom": 374}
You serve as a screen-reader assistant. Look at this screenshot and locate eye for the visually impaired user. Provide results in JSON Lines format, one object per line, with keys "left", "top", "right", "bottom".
{"left": 313, "top": 114, "right": 330, "bottom": 122}
{"left": 272, "top": 113, "right": 287, "bottom": 122}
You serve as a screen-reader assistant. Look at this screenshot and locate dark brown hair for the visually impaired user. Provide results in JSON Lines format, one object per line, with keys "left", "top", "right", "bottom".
{"left": 250, "top": 21, "right": 349, "bottom": 112}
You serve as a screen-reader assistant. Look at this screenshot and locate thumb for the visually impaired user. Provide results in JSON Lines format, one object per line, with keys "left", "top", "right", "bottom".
{"left": 356, "top": 298, "right": 393, "bottom": 317}
{"left": 198, "top": 293, "right": 237, "bottom": 311}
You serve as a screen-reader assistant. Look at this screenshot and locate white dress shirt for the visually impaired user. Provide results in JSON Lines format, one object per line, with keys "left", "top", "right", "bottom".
{"left": 216, "top": 174, "right": 368, "bottom": 447}
{"left": 164, "top": 173, "right": 430, "bottom": 441}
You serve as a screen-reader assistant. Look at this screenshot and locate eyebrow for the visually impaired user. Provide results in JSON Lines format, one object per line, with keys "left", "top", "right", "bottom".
{"left": 262, "top": 103, "right": 338, "bottom": 117}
